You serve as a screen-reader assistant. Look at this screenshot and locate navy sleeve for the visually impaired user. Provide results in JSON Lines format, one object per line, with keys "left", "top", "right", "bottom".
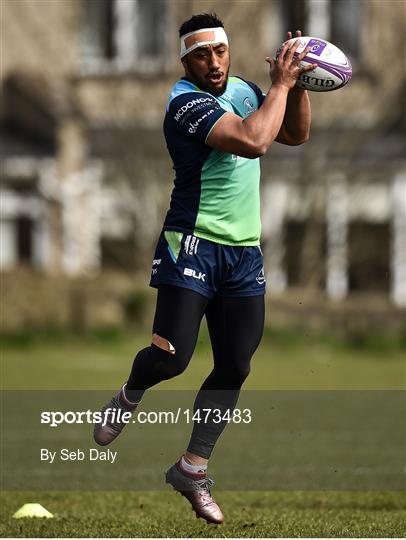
{"left": 167, "top": 92, "right": 227, "bottom": 142}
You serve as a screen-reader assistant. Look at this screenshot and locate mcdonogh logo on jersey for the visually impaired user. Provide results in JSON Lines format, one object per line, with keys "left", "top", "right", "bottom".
{"left": 174, "top": 97, "right": 214, "bottom": 122}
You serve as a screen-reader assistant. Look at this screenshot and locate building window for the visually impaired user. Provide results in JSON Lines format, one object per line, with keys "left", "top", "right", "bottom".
{"left": 269, "top": 0, "right": 361, "bottom": 63}
{"left": 348, "top": 222, "right": 390, "bottom": 292}
{"left": 81, "top": 0, "right": 115, "bottom": 61}
{"left": 281, "top": 0, "right": 306, "bottom": 39}
{"left": 330, "top": 0, "right": 361, "bottom": 60}
{"left": 17, "top": 216, "right": 33, "bottom": 263}
{"left": 81, "top": 0, "right": 169, "bottom": 74}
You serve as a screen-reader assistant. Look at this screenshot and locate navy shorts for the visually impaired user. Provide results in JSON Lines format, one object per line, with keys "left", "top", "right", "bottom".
{"left": 149, "top": 230, "right": 266, "bottom": 299}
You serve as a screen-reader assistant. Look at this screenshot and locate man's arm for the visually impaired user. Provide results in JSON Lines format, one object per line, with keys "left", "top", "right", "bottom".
{"left": 275, "top": 87, "right": 311, "bottom": 146}
{"left": 206, "top": 83, "right": 290, "bottom": 159}
{"left": 206, "top": 39, "right": 316, "bottom": 159}
{"left": 275, "top": 30, "right": 311, "bottom": 146}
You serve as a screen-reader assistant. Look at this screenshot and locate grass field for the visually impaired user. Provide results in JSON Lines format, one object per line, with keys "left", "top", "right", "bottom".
{"left": 1, "top": 328, "right": 405, "bottom": 537}
{"left": 2, "top": 326, "right": 405, "bottom": 390}
{"left": 1, "top": 491, "right": 405, "bottom": 538}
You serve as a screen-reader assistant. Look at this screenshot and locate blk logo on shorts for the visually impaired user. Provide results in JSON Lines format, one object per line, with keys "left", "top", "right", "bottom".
{"left": 184, "top": 268, "right": 206, "bottom": 282}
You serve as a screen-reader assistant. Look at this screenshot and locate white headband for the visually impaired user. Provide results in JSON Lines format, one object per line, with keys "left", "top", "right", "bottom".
{"left": 180, "top": 27, "right": 228, "bottom": 58}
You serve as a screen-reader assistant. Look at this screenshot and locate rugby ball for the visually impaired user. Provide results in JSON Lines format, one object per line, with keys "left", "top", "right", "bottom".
{"left": 276, "top": 36, "right": 352, "bottom": 92}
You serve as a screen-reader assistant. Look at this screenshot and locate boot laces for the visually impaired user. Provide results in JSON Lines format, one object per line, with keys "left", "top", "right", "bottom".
{"left": 193, "top": 477, "right": 215, "bottom": 504}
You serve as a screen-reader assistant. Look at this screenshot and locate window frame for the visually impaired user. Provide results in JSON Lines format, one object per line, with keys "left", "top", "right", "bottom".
{"left": 79, "top": 0, "right": 174, "bottom": 77}
{"left": 268, "top": 0, "right": 362, "bottom": 67}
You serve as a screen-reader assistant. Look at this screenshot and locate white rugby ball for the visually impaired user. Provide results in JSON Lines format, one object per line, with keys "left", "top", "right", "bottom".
{"left": 276, "top": 36, "right": 352, "bottom": 92}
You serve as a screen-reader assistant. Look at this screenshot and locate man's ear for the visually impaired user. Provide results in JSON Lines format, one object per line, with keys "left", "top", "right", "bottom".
{"left": 181, "top": 58, "right": 189, "bottom": 77}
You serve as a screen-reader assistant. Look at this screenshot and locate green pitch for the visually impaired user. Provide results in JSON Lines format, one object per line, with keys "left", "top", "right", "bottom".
{"left": 1, "top": 328, "right": 405, "bottom": 537}
{"left": 1, "top": 491, "right": 405, "bottom": 537}
{"left": 2, "top": 326, "right": 405, "bottom": 390}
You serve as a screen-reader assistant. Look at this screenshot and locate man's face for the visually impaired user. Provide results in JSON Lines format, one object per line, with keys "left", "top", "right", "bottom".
{"left": 182, "top": 43, "right": 230, "bottom": 96}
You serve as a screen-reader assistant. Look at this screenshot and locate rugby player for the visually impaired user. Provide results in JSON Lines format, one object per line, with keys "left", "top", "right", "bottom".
{"left": 94, "top": 13, "right": 315, "bottom": 524}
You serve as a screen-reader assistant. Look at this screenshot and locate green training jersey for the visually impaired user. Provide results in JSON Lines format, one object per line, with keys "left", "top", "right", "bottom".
{"left": 163, "top": 76, "right": 265, "bottom": 246}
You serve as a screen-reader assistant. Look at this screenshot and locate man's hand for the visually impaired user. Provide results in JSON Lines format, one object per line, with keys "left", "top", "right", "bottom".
{"left": 267, "top": 30, "right": 316, "bottom": 90}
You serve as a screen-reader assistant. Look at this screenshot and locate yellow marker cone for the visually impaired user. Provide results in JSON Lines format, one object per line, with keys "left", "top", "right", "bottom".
{"left": 13, "top": 503, "right": 53, "bottom": 519}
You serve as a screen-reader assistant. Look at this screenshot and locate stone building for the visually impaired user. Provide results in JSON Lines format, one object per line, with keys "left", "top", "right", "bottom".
{"left": 1, "top": 0, "right": 405, "bottom": 306}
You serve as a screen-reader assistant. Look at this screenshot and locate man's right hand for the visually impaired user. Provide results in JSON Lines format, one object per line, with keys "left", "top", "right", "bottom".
{"left": 266, "top": 39, "right": 317, "bottom": 90}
